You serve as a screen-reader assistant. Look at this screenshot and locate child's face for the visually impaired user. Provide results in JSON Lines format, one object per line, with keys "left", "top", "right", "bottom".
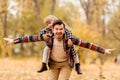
{"left": 46, "top": 20, "right": 54, "bottom": 30}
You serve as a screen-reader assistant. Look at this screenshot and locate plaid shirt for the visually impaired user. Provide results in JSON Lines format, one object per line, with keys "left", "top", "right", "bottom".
{"left": 14, "top": 35, "right": 105, "bottom": 54}
{"left": 39, "top": 28, "right": 52, "bottom": 40}
{"left": 13, "top": 34, "right": 42, "bottom": 44}
{"left": 14, "top": 34, "right": 105, "bottom": 67}
{"left": 71, "top": 36, "right": 105, "bottom": 53}
{"left": 39, "top": 28, "right": 76, "bottom": 65}
{"left": 65, "top": 28, "right": 72, "bottom": 39}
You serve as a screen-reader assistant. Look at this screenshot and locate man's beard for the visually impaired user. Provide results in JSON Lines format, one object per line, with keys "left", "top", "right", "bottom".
{"left": 56, "top": 34, "right": 63, "bottom": 40}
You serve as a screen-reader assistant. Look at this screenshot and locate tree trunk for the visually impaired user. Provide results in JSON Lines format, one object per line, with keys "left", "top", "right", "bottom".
{"left": 33, "top": 0, "right": 43, "bottom": 29}
{"left": 79, "top": 0, "right": 92, "bottom": 24}
{"left": 3, "top": 12, "right": 7, "bottom": 37}
{"left": 50, "top": 0, "right": 56, "bottom": 14}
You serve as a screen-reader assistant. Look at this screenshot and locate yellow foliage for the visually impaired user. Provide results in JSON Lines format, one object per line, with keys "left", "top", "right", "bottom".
{"left": 71, "top": 20, "right": 101, "bottom": 43}
{"left": 0, "top": 39, "right": 14, "bottom": 57}
{"left": 69, "top": 18, "right": 102, "bottom": 63}
{"left": 17, "top": 28, "right": 25, "bottom": 34}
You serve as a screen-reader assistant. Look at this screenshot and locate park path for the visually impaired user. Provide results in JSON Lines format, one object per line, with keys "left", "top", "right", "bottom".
{"left": 0, "top": 58, "right": 120, "bottom": 80}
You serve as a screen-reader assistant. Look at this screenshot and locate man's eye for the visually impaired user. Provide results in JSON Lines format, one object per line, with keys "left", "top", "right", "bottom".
{"left": 60, "top": 29, "right": 63, "bottom": 30}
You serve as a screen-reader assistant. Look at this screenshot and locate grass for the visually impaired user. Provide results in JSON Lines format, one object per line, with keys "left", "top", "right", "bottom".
{"left": 0, "top": 57, "right": 120, "bottom": 80}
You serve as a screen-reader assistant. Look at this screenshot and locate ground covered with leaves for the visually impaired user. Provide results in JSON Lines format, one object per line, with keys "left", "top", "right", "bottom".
{"left": 0, "top": 57, "right": 120, "bottom": 80}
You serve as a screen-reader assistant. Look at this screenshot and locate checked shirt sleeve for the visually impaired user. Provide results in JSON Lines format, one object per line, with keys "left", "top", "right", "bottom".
{"left": 39, "top": 28, "right": 52, "bottom": 40}
{"left": 65, "top": 28, "right": 72, "bottom": 39}
{"left": 39, "top": 28, "right": 48, "bottom": 40}
{"left": 71, "top": 36, "right": 105, "bottom": 54}
{"left": 71, "top": 46, "right": 78, "bottom": 58}
{"left": 13, "top": 34, "right": 42, "bottom": 44}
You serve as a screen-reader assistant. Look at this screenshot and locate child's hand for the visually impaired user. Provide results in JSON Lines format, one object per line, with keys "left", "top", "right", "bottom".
{"left": 3, "top": 38, "right": 14, "bottom": 44}
{"left": 68, "top": 39, "right": 73, "bottom": 47}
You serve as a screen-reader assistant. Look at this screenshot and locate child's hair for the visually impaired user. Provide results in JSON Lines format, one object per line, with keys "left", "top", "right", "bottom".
{"left": 44, "top": 15, "right": 58, "bottom": 26}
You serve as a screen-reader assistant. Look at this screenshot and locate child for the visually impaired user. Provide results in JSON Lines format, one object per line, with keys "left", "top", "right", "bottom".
{"left": 37, "top": 15, "right": 82, "bottom": 74}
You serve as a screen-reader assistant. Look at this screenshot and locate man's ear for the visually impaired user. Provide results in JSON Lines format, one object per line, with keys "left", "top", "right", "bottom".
{"left": 63, "top": 29, "right": 65, "bottom": 33}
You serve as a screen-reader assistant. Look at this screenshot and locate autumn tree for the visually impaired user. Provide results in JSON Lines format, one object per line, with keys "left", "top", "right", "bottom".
{"left": 79, "top": 0, "right": 111, "bottom": 36}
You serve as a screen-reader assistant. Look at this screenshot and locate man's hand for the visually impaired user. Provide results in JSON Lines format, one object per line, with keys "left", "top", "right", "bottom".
{"left": 3, "top": 38, "right": 14, "bottom": 44}
{"left": 105, "top": 48, "right": 116, "bottom": 54}
{"left": 68, "top": 39, "right": 73, "bottom": 47}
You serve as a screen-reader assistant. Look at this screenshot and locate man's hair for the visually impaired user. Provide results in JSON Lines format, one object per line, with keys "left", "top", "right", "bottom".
{"left": 44, "top": 15, "right": 58, "bottom": 25}
{"left": 52, "top": 19, "right": 65, "bottom": 28}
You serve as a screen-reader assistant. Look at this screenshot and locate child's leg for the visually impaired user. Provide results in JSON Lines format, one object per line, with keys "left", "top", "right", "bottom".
{"left": 42, "top": 46, "right": 50, "bottom": 63}
{"left": 37, "top": 46, "right": 50, "bottom": 73}
{"left": 71, "top": 46, "right": 82, "bottom": 74}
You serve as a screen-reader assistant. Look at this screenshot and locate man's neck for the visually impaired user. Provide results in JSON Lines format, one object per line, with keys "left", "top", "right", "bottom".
{"left": 54, "top": 37, "right": 63, "bottom": 41}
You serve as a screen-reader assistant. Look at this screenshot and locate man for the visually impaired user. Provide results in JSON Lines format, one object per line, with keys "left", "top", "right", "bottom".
{"left": 4, "top": 20, "right": 115, "bottom": 80}
{"left": 37, "top": 15, "right": 82, "bottom": 74}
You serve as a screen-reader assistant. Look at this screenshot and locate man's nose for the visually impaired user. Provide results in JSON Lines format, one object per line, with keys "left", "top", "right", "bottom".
{"left": 57, "top": 30, "right": 60, "bottom": 32}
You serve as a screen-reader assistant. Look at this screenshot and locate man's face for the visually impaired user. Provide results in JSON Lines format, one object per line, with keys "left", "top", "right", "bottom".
{"left": 52, "top": 24, "right": 65, "bottom": 40}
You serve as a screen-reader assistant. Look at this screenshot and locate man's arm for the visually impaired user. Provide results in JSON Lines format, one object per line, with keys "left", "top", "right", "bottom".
{"left": 4, "top": 28, "right": 52, "bottom": 44}
{"left": 71, "top": 36, "right": 115, "bottom": 54}
{"left": 4, "top": 34, "right": 42, "bottom": 44}
{"left": 14, "top": 34, "right": 42, "bottom": 44}
{"left": 39, "top": 28, "right": 52, "bottom": 41}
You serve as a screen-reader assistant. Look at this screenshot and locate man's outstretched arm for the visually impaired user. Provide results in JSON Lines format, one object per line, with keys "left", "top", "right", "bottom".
{"left": 4, "top": 34, "right": 42, "bottom": 44}
{"left": 71, "top": 36, "right": 115, "bottom": 54}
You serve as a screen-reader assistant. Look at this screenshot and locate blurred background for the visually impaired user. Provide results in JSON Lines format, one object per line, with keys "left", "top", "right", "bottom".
{"left": 0, "top": 0, "right": 120, "bottom": 80}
